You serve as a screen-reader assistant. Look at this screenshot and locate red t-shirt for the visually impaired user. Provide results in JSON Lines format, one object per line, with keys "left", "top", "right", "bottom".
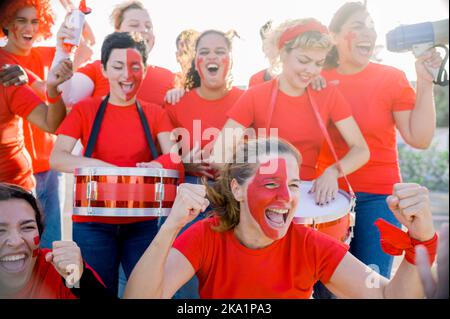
{"left": 9, "top": 249, "right": 77, "bottom": 299}
{"left": 317, "top": 63, "right": 417, "bottom": 194}
{"left": 0, "top": 47, "right": 57, "bottom": 174}
{"left": 78, "top": 60, "right": 175, "bottom": 106}
{"left": 0, "top": 84, "right": 42, "bottom": 190}
{"left": 227, "top": 79, "right": 352, "bottom": 180}
{"left": 173, "top": 217, "right": 349, "bottom": 299}
{"left": 56, "top": 97, "right": 174, "bottom": 224}
{"left": 166, "top": 87, "right": 244, "bottom": 151}
{"left": 248, "top": 69, "right": 272, "bottom": 88}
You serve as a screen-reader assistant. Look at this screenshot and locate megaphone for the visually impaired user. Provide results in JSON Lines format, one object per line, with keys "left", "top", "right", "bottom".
{"left": 386, "top": 19, "right": 449, "bottom": 86}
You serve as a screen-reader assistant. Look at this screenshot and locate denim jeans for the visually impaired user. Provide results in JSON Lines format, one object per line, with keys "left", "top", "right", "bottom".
{"left": 349, "top": 192, "right": 401, "bottom": 278}
{"left": 73, "top": 219, "right": 159, "bottom": 295}
{"left": 36, "top": 170, "right": 65, "bottom": 249}
{"left": 312, "top": 191, "right": 401, "bottom": 299}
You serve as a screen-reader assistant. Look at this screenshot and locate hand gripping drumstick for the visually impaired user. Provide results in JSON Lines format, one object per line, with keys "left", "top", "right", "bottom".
{"left": 59, "top": 0, "right": 96, "bottom": 46}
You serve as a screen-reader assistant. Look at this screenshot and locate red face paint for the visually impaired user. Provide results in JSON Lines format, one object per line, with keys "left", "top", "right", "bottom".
{"left": 247, "top": 158, "right": 291, "bottom": 240}
{"left": 221, "top": 56, "right": 230, "bottom": 81}
{"left": 124, "top": 48, "right": 144, "bottom": 101}
{"left": 32, "top": 235, "right": 40, "bottom": 258}
{"left": 344, "top": 31, "right": 356, "bottom": 52}
{"left": 195, "top": 56, "right": 205, "bottom": 81}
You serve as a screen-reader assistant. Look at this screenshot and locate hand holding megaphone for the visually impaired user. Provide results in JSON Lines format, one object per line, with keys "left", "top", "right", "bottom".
{"left": 415, "top": 47, "right": 445, "bottom": 83}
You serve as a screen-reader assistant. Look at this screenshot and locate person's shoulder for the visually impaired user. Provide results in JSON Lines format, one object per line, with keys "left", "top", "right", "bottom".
{"left": 32, "top": 46, "right": 56, "bottom": 56}
{"left": 147, "top": 65, "right": 174, "bottom": 78}
{"left": 229, "top": 86, "right": 246, "bottom": 97}
{"left": 139, "top": 99, "right": 166, "bottom": 112}
{"left": 72, "top": 96, "right": 103, "bottom": 112}
{"left": 368, "top": 62, "right": 406, "bottom": 77}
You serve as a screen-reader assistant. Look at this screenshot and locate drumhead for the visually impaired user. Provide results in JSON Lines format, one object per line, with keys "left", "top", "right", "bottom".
{"left": 294, "top": 181, "right": 351, "bottom": 224}
{"left": 74, "top": 167, "right": 179, "bottom": 178}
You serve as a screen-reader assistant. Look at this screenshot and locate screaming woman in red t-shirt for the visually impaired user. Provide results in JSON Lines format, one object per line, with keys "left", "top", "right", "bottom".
{"left": 314, "top": 2, "right": 443, "bottom": 283}
{"left": 49, "top": 32, "right": 176, "bottom": 295}
{"left": 123, "top": 137, "right": 437, "bottom": 299}
{"left": 0, "top": 183, "right": 113, "bottom": 299}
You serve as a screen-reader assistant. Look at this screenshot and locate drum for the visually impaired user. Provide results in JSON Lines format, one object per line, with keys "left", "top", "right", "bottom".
{"left": 293, "top": 181, "right": 355, "bottom": 244}
{"left": 73, "top": 167, "right": 179, "bottom": 217}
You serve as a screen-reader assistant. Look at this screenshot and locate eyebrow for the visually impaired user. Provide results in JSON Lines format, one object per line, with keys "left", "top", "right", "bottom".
{"left": 0, "top": 220, "right": 36, "bottom": 227}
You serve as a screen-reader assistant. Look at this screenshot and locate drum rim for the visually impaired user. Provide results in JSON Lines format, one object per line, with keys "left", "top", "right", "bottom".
{"left": 294, "top": 188, "right": 352, "bottom": 224}
{"left": 74, "top": 167, "right": 179, "bottom": 178}
{"left": 73, "top": 207, "right": 171, "bottom": 217}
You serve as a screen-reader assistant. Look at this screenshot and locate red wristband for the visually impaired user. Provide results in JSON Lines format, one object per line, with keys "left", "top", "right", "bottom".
{"left": 46, "top": 91, "right": 62, "bottom": 104}
{"left": 374, "top": 218, "right": 438, "bottom": 265}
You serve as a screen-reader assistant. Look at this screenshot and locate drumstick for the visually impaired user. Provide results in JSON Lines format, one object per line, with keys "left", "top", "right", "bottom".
{"left": 59, "top": 0, "right": 96, "bottom": 45}
{"left": 61, "top": 174, "right": 73, "bottom": 241}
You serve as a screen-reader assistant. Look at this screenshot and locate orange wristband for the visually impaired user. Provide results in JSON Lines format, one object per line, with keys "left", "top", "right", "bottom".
{"left": 46, "top": 91, "right": 62, "bottom": 104}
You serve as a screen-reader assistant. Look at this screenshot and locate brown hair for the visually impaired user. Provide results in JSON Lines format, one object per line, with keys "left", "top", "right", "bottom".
{"left": 0, "top": 183, "right": 44, "bottom": 236}
{"left": 110, "top": 0, "right": 146, "bottom": 30}
{"left": 324, "top": 1, "right": 367, "bottom": 69}
{"left": 205, "top": 138, "right": 301, "bottom": 232}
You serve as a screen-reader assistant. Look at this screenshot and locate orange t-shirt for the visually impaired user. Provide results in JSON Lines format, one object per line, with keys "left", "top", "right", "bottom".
{"left": 317, "top": 63, "right": 416, "bottom": 194}
{"left": 227, "top": 79, "right": 352, "bottom": 181}
{"left": 78, "top": 60, "right": 175, "bottom": 106}
{"left": 56, "top": 97, "right": 174, "bottom": 224}
{"left": 173, "top": 217, "right": 349, "bottom": 299}
{"left": 0, "top": 47, "right": 57, "bottom": 174}
{"left": 0, "top": 84, "right": 42, "bottom": 190}
{"left": 166, "top": 87, "right": 244, "bottom": 151}
{"left": 248, "top": 69, "right": 272, "bottom": 88}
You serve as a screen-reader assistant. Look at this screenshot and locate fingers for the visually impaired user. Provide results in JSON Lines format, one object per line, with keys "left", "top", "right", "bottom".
{"left": 0, "top": 65, "right": 27, "bottom": 87}
{"left": 415, "top": 245, "right": 437, "bottom": 298}
{"left": 136, "top": 161, "right": 163, "bottom": 168}
{"left": 314, "top": 185, "right": 337, "bottom": 205}
{"left": 50, "top": 241, "right": 82, "bottom": 275}
{"left": 45, "top": 251, "right": 54, "bottom": 263}
{"left": 177, "top": 184, "right": 209, "bottom": 212}
{"left": 386, "top": 195, "right": 400, "bottom": 212}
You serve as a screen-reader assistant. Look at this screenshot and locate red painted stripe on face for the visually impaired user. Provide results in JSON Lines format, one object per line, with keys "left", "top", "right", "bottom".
{"left": 344, "top": 31, "right": 356, "bottom": 52}
{"left": 221, "top": 56, "right": 230, "bottom": 81}
{"left": 33, "top": 236, "right": 40, "bottom": 246}
{"left": 125, "top": 48, "right": 144, "bottom": 101}
{"left": 196, "top": 56, "right": 205, "bottom": 81}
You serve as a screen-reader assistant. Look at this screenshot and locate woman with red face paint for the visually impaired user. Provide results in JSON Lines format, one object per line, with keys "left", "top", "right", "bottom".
{"left": 0, "top": 0, "right": 94, "bottom": 250}
{"left": 314, "top": 2, "right": 443, "bottom": 284}
{"left": 212, "top": 18, "right": 369, "bottom": 207}
{"left": 55, "top": 0, "right": 175, "bottom": 108}
{"left": 49, "top": 32, "right": 177, "bottom": 296}
{"left": 124, "top": 137, "right": 438, "bottom": 299}
{"left": 0, "top": 183, "right": 114, "bottom": 299}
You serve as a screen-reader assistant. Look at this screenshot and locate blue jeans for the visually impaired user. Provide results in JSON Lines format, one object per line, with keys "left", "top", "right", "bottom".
{"left": 36, "top": 170, "right": 65, "bottom": 249}
{"left": 349, "top": 192, "right": 402, "bottom": 278}
{"left": 312, "top": 192, "right": 400, "bottom": 299}
{"left": 157, "top": 174, "right": 210, "bottom": 299}
{"left": 73, "top": 219, "right": 159, "bottom": 295}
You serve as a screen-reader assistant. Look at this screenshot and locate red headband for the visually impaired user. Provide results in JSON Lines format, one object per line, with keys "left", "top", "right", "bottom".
{"left": 278, "top": 21, "right": 329, "bottom": 49}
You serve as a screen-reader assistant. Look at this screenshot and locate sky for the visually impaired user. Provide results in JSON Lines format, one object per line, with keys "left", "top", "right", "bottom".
{"left": 4, "top": 0, "right": 449, "bottom": 86}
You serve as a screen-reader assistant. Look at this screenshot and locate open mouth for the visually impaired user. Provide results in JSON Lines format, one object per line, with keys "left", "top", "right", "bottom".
{"left": 0, "top": 254, "right": 28, "bottom": 273}
{"left": 206, "top": 63, "right": 220, "bottom": 76}
{"left": 355, "top": 41, "right": 373, "bottom": 56}
{"left": 22, "top": 34, "right": 33, "bottom": 42}
{"left": 119, "top": 81, "right": 135, "bottom": 95}
{"left": 265, "top": 208, "right": 289, "bottom": 228}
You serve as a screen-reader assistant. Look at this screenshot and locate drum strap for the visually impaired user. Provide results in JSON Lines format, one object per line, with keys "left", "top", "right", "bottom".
{"left": 84, "top": 95, "right": 159, "bottom": 159}
{"left": 265, "top": 80, "right": 356, "bottom": 203}
{"left": 306, "top": 87, "right": 355, "bottom": 200}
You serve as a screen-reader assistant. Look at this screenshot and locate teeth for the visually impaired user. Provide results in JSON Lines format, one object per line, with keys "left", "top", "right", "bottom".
{"left": 207, "top": 64, "right": 219, "bottom": 71}
{"left": 266, "top": 208, "right": 289, "bottom": 215}
{"left": 0, "top": 254, "right": 26, "bottom": 262}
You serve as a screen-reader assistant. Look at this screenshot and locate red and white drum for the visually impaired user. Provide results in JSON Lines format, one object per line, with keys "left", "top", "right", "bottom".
{"left": 294, "top": 181, "right": 355, "bottom": 244}
{"left": 73, "top": 167, "right": 179, "bottom": 217}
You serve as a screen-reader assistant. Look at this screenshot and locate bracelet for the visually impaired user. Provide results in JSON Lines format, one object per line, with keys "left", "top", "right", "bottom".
{"left": 46, "top": 91, "right": 62, "bottom": 104}
{"left": 374, "top": 218, "right": 438, "bottom": 265}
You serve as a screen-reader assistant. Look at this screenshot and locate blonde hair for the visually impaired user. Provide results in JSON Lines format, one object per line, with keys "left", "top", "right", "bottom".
{"left": 264, "top": 18, "right": 333, "bottom": 76}
{"left": 205, "top": 138, "right": 301, "bottom": 232}
{"left": 110, "top": 0, "right": 146, "bottom": 30}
